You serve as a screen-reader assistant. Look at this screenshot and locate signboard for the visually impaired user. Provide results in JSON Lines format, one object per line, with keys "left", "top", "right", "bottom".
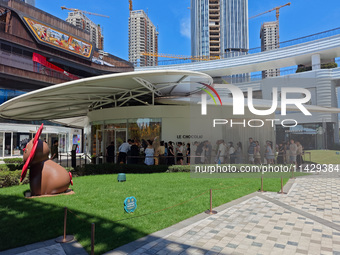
{"left": 23, "top": 17, "right": 93, "bottom": 59}
{"left": 124, "top": 196, "right": 137, "bottom": 213}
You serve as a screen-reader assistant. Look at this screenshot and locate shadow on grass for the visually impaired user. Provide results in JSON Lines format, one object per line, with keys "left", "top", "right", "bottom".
{"left": 0, "top": 194, "right": 148, "bottom": 255}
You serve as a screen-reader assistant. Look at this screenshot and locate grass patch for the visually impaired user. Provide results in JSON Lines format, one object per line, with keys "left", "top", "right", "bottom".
{"left": 305, "top": 150, "right": 340, "bottom": 164}
{"left": 0, "top": 172, "right": 301, "bottom": 254}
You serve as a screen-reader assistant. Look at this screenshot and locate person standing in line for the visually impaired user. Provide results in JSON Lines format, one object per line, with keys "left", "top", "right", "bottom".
{"left": 158, "top": 141, "right": 166, "bottom": 165}
{"left": 277, "top": 142, "right": 285, "bottom": 164}
{"left": 254, "top": 141, "right": 261, "bottom": 165}
{"left": 265, "top": 141, "right": 275, "bottom": 164}
{"left": 144, "top": 140, "right": 154, "bottom": 166}
{"left": 235, "top": 142, "right": 243, "bottom": 164}
{"left": 167, "top": 141, "right": 175, "bottom": 165}
{"left": 296, "top": 141, "right": 304, "bottom": 168}
{"left": 229, "top": 142, "right": 236, "bottom": 164}
{"left": 106, "top": 141, "right": 115, "bottom": 163}
{"left": 192, "top": 141, "right": 198, "bottom": 164}
{"left": 164, "top": 142, "right": 168, "bottom": 165}
{"left": 153, "top": 136, "right": 160, "bottom": 165}
{"left": 285, "top": 141, "right": 290, "bottom": 164}
{"left": 118, "top": 140, "right": 130, "bottom": 164}
{"left": 289, "top": 139, "right": 298, "bottom": 165}
{"left": 216, "top": 140, "right": 226, "bottom": 164}
{"left": 51, "top": 140, "right": 59, "bottom": 162}
{"left": 176, "top": 142, "right": 184, "bottom": 165}
{"left": 186, "top": 143, "right": 191, "bottom": 165}
{"left": 248, "top": 138, "right": 256, "bottom": 164}
{"left": 130, "top": 140, "right": 140, "bottom": 164}
{"left": 204, "top": 140, "right": 212, "bottom": 164}
{"left": 196, "top": 141, "right": 204, "bottom": 164}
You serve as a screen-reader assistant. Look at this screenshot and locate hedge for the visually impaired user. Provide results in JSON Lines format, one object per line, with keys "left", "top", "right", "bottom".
{"left": 0, "top": 170, "right": 29, "bottom": 188}
{"left": 3, "top": 158, "right": 23, "bottom": 164}
{"left": 0, "top": 164, "right": 23, "bottom": 172}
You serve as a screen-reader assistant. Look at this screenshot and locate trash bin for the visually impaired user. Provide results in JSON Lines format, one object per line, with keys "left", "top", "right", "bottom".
{"left": 71, "top": 144, "right": 78, "bottom": 169}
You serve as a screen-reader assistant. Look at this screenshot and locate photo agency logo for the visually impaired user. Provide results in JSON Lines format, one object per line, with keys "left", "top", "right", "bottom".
{"left": 199, "top": 82, "right": 312, "bottom": 128}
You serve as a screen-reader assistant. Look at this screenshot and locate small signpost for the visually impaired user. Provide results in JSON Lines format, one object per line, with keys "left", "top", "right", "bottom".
{"left": 124, "top": 196, "right": 137, "bottom": 213}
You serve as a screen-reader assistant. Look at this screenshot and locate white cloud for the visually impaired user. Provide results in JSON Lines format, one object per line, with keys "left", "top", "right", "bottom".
{"left": 180, "top": 17, "right": 190, "bottom": 39}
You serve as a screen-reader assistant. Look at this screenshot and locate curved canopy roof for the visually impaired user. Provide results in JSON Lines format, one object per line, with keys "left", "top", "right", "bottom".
{"left": 0, "top": 70, "right": 212, "bottom": 121}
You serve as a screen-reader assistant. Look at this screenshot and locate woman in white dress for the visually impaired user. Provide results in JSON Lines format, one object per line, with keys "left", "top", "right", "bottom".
{"left": 144, "top": 140, "right": 154, "bottom": 165}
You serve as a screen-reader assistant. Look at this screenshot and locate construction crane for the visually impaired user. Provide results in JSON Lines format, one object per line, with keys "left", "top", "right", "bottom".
{"left": 61, "top": 6, "right": 110, "bottom": 18}
{"left": 141, "top": 52, "right": 220, "bottom": 61}
{"left": 129, "top": 0, "right": 133, "bottom": 11}
{"left": 249, "top": 2, "right": 291, "bottom": 47}
{"left": 249, "top": 2, "right": 291, "bottom": 21}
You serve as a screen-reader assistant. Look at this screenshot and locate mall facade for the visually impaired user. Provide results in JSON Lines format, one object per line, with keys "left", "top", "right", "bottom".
{"left": 0, "top": 0, "right": 133, "bottom": 157}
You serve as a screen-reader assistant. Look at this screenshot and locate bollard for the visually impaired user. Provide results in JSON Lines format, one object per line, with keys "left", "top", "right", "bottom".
{"left": 277, "top": 176, "right": 286, "bottom": 194}
{"left": 260, "top": 175, "right": 264, "bottom": 192}
{"left": 55, "top": 207, "right": 74, "bottom": 243}
{"left": 205, "top": 189, "right": 217, "bottom": 215}
{"left": 91, "top": 223, "right": 95, "bottom": 255}
{"left": 291, "top": 165, "right": 295, "bottom": 179}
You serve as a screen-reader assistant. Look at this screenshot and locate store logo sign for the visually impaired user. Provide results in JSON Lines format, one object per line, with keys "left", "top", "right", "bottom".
{"left": 200, "top": 83, "right": 312, "bottom": 116}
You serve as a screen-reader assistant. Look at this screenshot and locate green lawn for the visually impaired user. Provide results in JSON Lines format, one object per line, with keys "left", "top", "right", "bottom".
{"left": 305, "top": 150, "right": 340, "bottom": 164}
{"left": 0, "top": 172, "right": 296, "bottom": 254}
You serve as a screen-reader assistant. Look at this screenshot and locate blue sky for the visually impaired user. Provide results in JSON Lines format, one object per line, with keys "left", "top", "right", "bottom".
{"left": 36, "top": 0, "right": 340, "bottom": 61}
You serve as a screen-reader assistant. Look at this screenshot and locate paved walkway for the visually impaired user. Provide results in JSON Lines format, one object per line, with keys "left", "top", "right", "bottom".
{"left": 107, "top": 172, "right": 340, "bottom": 255}
{"left": 0, "top": 239, "right": 87, "bottom": 255}
{"left": 2, "top": 171, "right": 340, "bottom": 255}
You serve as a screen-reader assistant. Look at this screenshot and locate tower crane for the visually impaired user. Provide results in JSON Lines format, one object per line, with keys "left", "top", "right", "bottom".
{"left": 61, "top": 6, "right": 110, "bottom": 18}
{"left": 249, "top": 2, "right": 291, "bottom": 21}
{"left": 249, "top": 2, "right": 291, "bottom": 47}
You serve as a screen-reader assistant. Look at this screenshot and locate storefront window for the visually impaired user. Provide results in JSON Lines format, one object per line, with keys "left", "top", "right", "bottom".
{"left": 128, "top": 118, "right": 161, "bottom": 142}
{"left": 13, "top": 132, "right": 30, "bottom": 156}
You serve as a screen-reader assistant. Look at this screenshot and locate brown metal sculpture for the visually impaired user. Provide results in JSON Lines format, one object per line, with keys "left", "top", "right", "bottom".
{"left": 21, "top": 124, "right": 73, "bottom": 196}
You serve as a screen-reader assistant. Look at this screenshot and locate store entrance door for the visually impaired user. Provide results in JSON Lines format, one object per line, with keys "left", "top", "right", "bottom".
{"left": 115, "top": 128, "right": 127, "bottom": 163}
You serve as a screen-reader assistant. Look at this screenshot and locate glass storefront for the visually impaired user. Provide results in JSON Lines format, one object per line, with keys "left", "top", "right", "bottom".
{"left": 91, "top": 118, "right": 162, "bottom": 161}
{"left": 0, "top": 131, "right": 69, "bottom": 158}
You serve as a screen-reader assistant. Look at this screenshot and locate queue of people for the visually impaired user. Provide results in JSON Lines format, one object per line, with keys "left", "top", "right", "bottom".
{"left": 247, "top": 137, "right": 304, "bottom": 167}
{"left": 105, "top": 137, "right": 305, "bottom": 166}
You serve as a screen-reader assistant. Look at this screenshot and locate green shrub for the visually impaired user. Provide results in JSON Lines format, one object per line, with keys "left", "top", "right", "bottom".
{"left": 0, "top": 164, "right": 23, "bottom": 172}
{"left": 3, "top": 158, "right": 23, "bottom": 164}
{"left": 321, "top": 62, "right": 338, "bottom": 69}
{"left": 71, "top": 163, "right": 169, "bottom": 176}
{"left": 0, "top": 170, "right": 28, "bottom": 188}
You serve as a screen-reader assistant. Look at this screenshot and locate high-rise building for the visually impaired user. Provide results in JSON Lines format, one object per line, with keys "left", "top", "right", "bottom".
{"left": 129, "top": 10, "right": 158, "bottom": 67}
{"left": 260, "top": 21, "right": 280, "bottom": 78}
{"left": 20, "top": 0, "right": 35, "bottom": 6}
{"left": 191, "top": 0, "right": 249, "bottom": 59}
{"left": 65, "top": 11, "right": 104, "bottom": 50}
